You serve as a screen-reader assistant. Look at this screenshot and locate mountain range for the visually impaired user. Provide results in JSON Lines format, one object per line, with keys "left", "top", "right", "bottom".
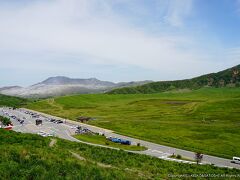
{"left": 108, "top": 64, "right": 240, "bottom": 94}
{"left": 0, "top": 77, "right": 152, "bottom": 98}
{"left": 1, "top": 64, "right": 239, "bottom": 98}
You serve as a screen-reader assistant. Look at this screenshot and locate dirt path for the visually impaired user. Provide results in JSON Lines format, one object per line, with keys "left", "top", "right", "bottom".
{"left": 47, "top": 99, "right": 64, "bottom": 111}
{"left": 70, "top": 151, "right": 150, "bottom": 178}
{"left": 70, "top": 151, "right": 114, "bottom": 168}
{"left": 70, "top": 151, "right": 86, "bottom": 161}
{"left": 49, "top": 139, "right": 57, "bottom": 147}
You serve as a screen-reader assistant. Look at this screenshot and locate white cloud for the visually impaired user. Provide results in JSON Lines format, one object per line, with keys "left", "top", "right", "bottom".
{"left": 0, "top": 1, "right": 194, "bottom": 65}
{"left": 0, "top": 0, "right": 237, "bottom": 85}
{"left": 164, "top": 0, "right": 193, "bottom": 27}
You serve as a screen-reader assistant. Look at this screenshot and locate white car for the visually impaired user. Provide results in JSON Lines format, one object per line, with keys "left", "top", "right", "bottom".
{"left": 37, "top": 131, "right": 47, "bottom": 137}
{"left": 37, "top": 131, "right": 54, "bottom": 137}
{"left": 71, "top": 126, "right": 78, "bottom": 129}
{"left": 37, "top": 131, "right": 45, "bottom": 135}
{"left": 47, "top": 133, "right": 54, "bottom": 137}
{"left": 231, "top": 157, "right": 240, "bottom": 164}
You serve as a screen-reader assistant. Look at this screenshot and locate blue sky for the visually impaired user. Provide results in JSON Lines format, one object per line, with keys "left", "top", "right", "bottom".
{"left": 0, "top": 0, "right": 240, "bottom": 86}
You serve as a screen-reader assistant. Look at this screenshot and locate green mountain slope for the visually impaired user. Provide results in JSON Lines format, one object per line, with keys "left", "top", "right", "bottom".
{"left": 0, "top": 129, "right": 239, "bottom": 179}
{"left": 108, "top": 64, "right": 240, "bottom": 94}
{"left": 0, "top": 94, "right": 28, "bottom": 107}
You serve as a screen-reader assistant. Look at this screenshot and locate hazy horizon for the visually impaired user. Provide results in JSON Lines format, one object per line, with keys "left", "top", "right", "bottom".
{"left": 1, "top": 63, "right": 239, "bottom": 88}
{"left": 1, "top": 0, "right": 240, "bottom": 86}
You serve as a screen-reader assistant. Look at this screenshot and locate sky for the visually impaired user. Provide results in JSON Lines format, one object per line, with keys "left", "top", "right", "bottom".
{"left": 0, "top": 0, "right": 240, "bottom": 86}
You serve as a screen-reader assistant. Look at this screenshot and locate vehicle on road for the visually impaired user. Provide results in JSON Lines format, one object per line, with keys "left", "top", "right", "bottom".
{"left": 120, "top": 139, "right": 131, "bottom": 145}
{"left": 3, "top": 125, "right": 13, "bottom": 130}
{"left": 107, "top": 137, "right": 131, "bottom": 145}
{"left": 32, "top": 114, "right": 40, "bottom": 118}
{"left": 10, "top": 115, "right": 16, "bottom": 119}
{"left": 36, "top": 119, "right": 43, "bottom": 125}
{"left": 231, "top": 157, "right": 240, "bottom": 164}
{"left": 55, "top": 120, "right": 63, "bottom": 124}
{"left": 50, "top": 119, "right": 56, "bottom": 122}
{"left": 75, "top": 126, "right": 93, "bottom": 134}
{"left": 37, "top": 131, "right": 53, "bottom": 137}
{"left": 110, "top": 138, "right": 122, "bottom": 143}
{"left": 47, "top": 133, "right": 54, "bottom": 137}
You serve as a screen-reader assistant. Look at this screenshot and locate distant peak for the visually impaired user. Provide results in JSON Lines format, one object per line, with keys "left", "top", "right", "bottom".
{"left": 0, "top": 86, "right": 22, "bottom": 91}
{"left": 88, "top": 77, "right": 98, "bottom": 80}
{"left": 87, "top": 77, "right": 100, "bottom": 81}
{"left": 36, "top": 76, "right": 115, "bottom": 86}
{"left": 45, "top": 76, "right": 70, "bottom": 80}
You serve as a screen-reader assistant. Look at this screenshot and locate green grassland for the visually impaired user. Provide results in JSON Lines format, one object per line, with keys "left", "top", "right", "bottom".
{"left": 74, "top": 134, "right": 147, "bottom": 151}
{"left": 27, "top": 88, "right": 240, "bottom": 159}
{"left": 0, "top": 94, "right": 28, "bottom": 107}
{"left": 1, "top": 129, "right": 240, "bottom": 180}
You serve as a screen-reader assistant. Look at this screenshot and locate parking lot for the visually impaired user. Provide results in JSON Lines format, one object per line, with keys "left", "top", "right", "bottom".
{"left": 0, "top": 107, "right": 135, "bottom": 147}
{"left": 0, "top": 107, "right": 79, "bottom": 141}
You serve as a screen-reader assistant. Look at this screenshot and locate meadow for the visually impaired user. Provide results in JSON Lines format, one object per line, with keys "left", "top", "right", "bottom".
{"left": 1, "top": 129, "right": 240, "bottom": 180}
{"left": 27, "top": 88, "right": 240, "bottom": 159}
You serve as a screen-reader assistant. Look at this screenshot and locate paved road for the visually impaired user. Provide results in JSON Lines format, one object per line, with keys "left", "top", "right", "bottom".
{"left": 1, "top": 107, "right": 239, "bottom": 169}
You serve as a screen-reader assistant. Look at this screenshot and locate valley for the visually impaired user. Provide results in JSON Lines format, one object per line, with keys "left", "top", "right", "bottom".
{"left": 1, "top": 66, "right": 240, "bottom": 179}
{"left": 27, "top": 88, "right": 240, "bottom": 159}
{"left": 1, "top": 1, "right": 240, "bottom": 178}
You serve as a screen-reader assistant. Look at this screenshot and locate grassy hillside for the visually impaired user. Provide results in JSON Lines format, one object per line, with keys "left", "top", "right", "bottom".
{"left": 0, "top": 94, "right": 28, "bottom": 107}
{"left": 0, "top": 129, "right": 240, "bottom": 180}
{"left": 108, "top": 65, "right": 240, "bottom": 94}
{"left": 27, "top": 88, "right": 240, "bottom": 158}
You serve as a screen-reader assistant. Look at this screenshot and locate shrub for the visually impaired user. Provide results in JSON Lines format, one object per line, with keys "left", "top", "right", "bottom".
{"left": 176, "top": 154, "right": 182, "bottom": 159}
{"left": 0, "top": 116, "right": 11, "bottom": 126}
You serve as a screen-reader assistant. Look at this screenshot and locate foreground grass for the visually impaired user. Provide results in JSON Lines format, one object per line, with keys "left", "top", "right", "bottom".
{"left": 1, "top": 129, "right": 240, "bottom": 180}
{"left": 74, "top": 134, "right": 147, "bottom": 151}
{"left": 27, "top": 88, "right": 240, "bottom": 159}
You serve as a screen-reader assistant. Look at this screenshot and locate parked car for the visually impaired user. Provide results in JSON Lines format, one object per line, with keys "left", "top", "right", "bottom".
{"left": 32, "top": 115, "right": 40, "bottom": 118}
{"left": 231, "top": 157, "right": 240, "bottom": 164}
{"left": 37, "top": 131, "right": 46, "bottom": 136}
{"left": 56, "top": 120, "right": 63, "bottom": 124}
{"left": 36, "top": 119, "right": 42, "bottom": 125}
{"left": 71, "top": 126, "right": 78, "bottom": 129}
{"left": 47, "top": 133, "right": 54, "bottom": 137}
{"left": 37, "top": 131, "right": 52, "bottom": 137}
{"left": 120, "top": 140, "right": 131, "bottom": 145}
{"left": 107, "top": 137, "right": 131, "bottom": 145}
{"left": 110, "top": 138, "right": 122, "bottom": 143}
{"left": 10, "top": 115, "right": 16, "bottom": 119}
